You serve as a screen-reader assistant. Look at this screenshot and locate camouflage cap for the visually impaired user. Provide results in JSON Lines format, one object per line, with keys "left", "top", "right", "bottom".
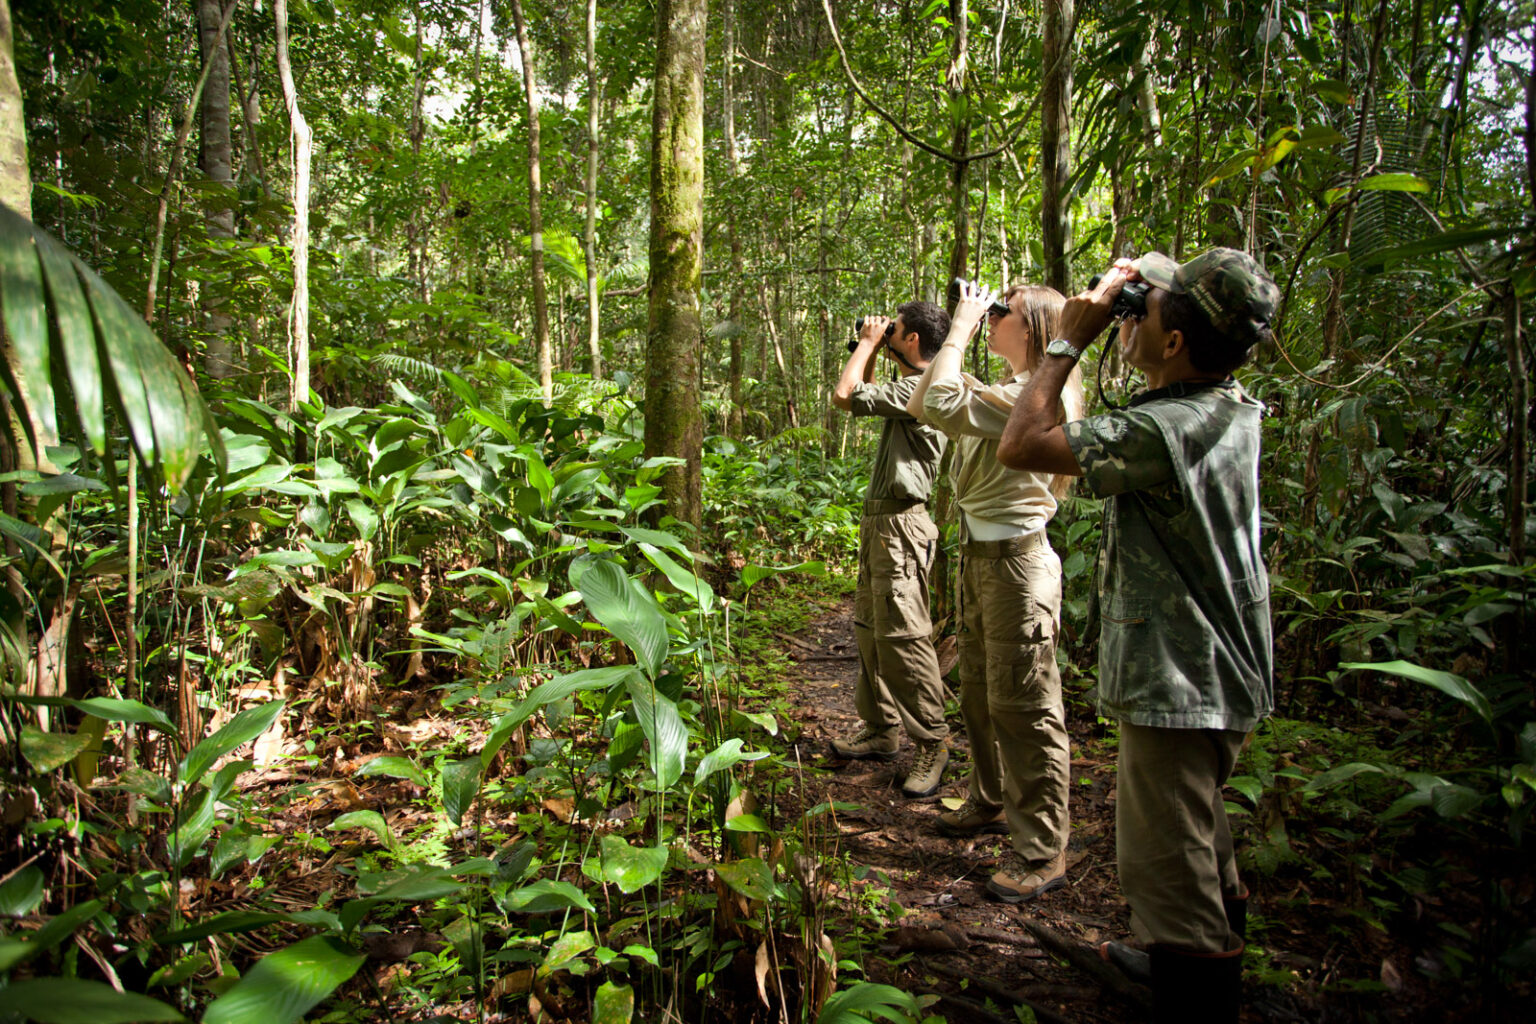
{"left": 1137, "top": 248, "right": 1280, "bottom": 350}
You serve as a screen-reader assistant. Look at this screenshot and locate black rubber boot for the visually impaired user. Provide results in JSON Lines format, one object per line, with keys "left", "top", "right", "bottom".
{"left": 1149, "top": 944, "right": 1243, "bottom": 1024}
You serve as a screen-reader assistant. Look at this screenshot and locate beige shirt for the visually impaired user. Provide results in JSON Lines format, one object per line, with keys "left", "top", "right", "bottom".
{"left": 921, "top": 372, "right": 1057, "bottom": 534}
{"left": 850, "top": 376, "right": 947, "bottom": 503}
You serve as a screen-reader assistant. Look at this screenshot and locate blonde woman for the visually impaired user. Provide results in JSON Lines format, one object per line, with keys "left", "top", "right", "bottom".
{"left": 906, "top": 281, "right": 1084, "bottom": 902}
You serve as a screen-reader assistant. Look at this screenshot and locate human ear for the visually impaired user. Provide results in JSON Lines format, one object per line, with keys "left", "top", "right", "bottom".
{"left": 1162, "top": 328, "right": 1186, "bottom": 362}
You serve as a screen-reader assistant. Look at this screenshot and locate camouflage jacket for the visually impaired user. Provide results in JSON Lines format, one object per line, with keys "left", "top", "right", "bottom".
{"left": 1064, "top": 381, "right": 1273, "bottom": 731}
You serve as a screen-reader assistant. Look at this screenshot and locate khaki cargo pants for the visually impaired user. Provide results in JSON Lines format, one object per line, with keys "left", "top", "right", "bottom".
{"left": 956, "top": 532, "right": 1070, "bottom": 868}
{"left": 852, "top": 502, "right": 949, "bottom": 745}
{"left": 1117, "top": 723, "right": 1247, "bottom": 952}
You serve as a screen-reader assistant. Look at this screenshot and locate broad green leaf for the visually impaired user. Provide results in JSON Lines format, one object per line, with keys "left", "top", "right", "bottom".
{"left": 593, "top": 981, "right": 635, "bottom": 1024}
{"left": 695, "top": 738, "right": 768, "bottom": 785}
{"left": 441, "top": 758, "right": 481, "bottom": 825}
{"left": 1430, "top": 784, "right": 1483, "bottom": 819}
{"left": 732, "top": 708, "right": 780, "bottom": 736}
{"left": 579, "top": 559, "right": 668, "bottom": 677}
{"left": 481, "top": 665, "right": 639, "bottom": 766}
{"left": 625, "top": 677, "right": 687, "bottom": 790}
{"left": 359, "top": 863, "right": 464, "bottom": 902}
{"left": 725, "top": 813, "right": 771, "bottom": 833}
{"left": 502, "top": 879, "right": 596, "bottom": 914}
{"left": 0, "top": 204, "right": 57, "bottom": 448}
{"left": 541, "top": 929, "right": 595, "bottom": 974}
{"left": 202, "top": 935, "right": 365, "bottom": 1024}
{"left": 621, "top": 943, "right": 659, "bottom": 967}
{"left": 617, "top": 525, "right": 693, "bottom": 560}
{"left": 741, "top": 560, "right": 826, "bottom": 590}
{"left": 158, "top": 909, "right": 340, "bottom": 945}
{"left": 638, "top": 542, "right": 715, "bottom": 612}
{"left": 1340, "top": 660, "right": 1492, "bottom": 725}
{"left": 1203, "top": 147, "right": 1260, "bottom": 186}
{"left": 328, "top": 810, "right": 395, "bottom": 850}
{"left": 19, "top": 723, "right": 93, "bottom": 772}
{"left": 77, "top": 696, "right": 177, "bottom": 735}
{"left": 0, "top": 978, "right": 186, "bottom": 1023}
{"left": 1224, "top": 775, "right": 1262, "bottom": 806}
{"left": 35, "top": 225, "right": 101, "bottom": 450}
{"left": 355, "top": 755, "right": 429, "bottom": 788}
{"left": 1303, "top": 761, "right": 1388, "bottom": 794}
{"left": 344, "top": 499, "right": 380, "bottom": 541}
{"left": 180, "top": 700, "right": 285, "bottom": 788}
{"left": 1358, "top": 172, "right": 1429, "bottom": 193}
{"left": 0, "top": 864, "right": 44, "bottom": 916}
{"left": 713, "top": 858, "right": 778, "bottom": 902}
{"left": 815, "top": 982, "right": 920, "bottom": 1024}
{"left": 598, "top": 835, "right": 669, "bottom": 893}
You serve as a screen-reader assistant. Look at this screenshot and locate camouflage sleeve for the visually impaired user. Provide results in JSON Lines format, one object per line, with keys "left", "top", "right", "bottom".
{"left": 1064, "top": 409, "right": 1175, "bottom": 497}
{"left": 848, "top": 376, "right": 919, "bottom": 419}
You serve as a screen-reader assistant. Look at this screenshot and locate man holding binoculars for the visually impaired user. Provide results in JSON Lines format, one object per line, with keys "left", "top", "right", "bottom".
{"left": 828, "top": 301, "right": 952, "bottom": 798}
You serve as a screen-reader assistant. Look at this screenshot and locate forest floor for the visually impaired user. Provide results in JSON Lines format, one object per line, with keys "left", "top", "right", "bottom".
{"left": 768, "top": 594, "right": 1439, "bottom": 1024}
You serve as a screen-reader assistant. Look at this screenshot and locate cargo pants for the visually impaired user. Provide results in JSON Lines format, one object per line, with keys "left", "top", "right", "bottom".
{"left": 1117, "top": 723, "right": 1247, "bottom": 952}
{"left": 852, "top": 501, "right": 949, "bottom": 745}
{"left": 955, "top": 531, "right": 1071, "bottom": 868}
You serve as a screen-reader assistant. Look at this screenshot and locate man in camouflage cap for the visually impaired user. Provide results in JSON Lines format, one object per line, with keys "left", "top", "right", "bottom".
{"left": 995, "top": 248, "right": 1279, "bottom": 1023}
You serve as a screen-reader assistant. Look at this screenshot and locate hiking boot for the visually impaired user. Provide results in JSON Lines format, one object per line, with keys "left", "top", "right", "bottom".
{"left": 900, "top": 740, "right": 949, "bottom": 798}
{"left": 986, "top": 849, "right": 1067, "bottom": 903}
{"left": 935, "top": 796, "right": 1008, "bottom": 837}
{"left": 829, "top": 725, "right": 899, "bottom": 762}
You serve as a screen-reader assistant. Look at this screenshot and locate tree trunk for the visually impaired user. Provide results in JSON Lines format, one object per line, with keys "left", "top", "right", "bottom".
{"left": 644, "top": 0, "right": 706, "bottom": 527}
{"left": 723, "top": 0, "right": 744, "bottom": 436}
{"left": 583, "top": 0, "right": 603, "bottom": 378}
{"left": 943, "top": 0, "right": 971, "bottom": 306}
{"left": 509, "top": 0, "right": 553, "bottom": 403}
{"left": 196, "top": 0, "right": 237, "bottom": 380}
{"left": 274, "top": 0, "right": 312, "bottom": 415}
{"left": 1041, "top": 0, "right": 1074, "bottom": 293}
{"left": 407, "top": 5, "right": 428, "bottom": 304}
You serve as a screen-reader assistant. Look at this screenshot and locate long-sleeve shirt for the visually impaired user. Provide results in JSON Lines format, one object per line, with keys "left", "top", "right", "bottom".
{"left": 922, "top": 371, "right": 1057, "bottom": 535}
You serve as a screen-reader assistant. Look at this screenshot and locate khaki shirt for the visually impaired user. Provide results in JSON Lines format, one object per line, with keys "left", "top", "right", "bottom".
{"left": 921, "top": 372, "right": 1057, "bottom": 533}
{"left": 849, "top": 376, "right": 946, "bottom": 503}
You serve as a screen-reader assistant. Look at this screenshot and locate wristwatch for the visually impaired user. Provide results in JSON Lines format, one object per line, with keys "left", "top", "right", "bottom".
{"left": 1045, "top": 338, "right": 1085, "bottom": 361}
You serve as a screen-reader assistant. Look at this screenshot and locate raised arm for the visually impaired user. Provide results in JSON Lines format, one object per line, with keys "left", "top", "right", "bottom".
{"left": 832, "top": 315, "right": 890, "bottom": 411}
{"left": 997, "top": 268, "right": 1127, "bottom": 474}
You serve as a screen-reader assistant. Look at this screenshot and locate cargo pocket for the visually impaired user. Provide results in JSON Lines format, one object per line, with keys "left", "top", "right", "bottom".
{"left": 987, "top": 609, "right": 1061, "bottom": 712}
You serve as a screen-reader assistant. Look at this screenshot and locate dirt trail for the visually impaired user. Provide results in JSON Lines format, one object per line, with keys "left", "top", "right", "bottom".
{"left": 777, "top": 596, "right": 1139, "bottom": 1024}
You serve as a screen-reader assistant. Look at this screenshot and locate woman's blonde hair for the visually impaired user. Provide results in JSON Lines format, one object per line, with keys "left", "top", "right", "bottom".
{"left": 1004, "top": 284, "right": 1085, "bottom": 498}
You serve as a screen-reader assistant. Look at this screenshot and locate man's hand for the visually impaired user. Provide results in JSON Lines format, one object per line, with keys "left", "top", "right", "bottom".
{"left": 858, "top": 314, "right": 892, "bottom": 347}
{"left": 1059, "top": 259, "right": 1135, "bottom": 348}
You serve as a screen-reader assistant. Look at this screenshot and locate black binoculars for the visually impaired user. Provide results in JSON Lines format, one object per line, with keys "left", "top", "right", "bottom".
{"left": 1088, "top": 274, "right": 1151, "bottom": 321}
{"left": 847, "top": 317, "right": 896, "bottom": 352}
{"left": 950, "top": 277, "right": 1010, "bottom": 319}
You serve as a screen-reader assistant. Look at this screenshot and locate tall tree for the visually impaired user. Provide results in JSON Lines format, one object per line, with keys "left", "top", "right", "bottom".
{"left": 195, "top": 0, "right": 236, "bottom": 379}
{"left": 508, "top": 0, "right": 552, "bottom": 403}
{"left": 274, "top": 0, "right": 311, "bottom": 415}
{"left": 644, "top": 0, "right": 706, "bottom": 527}
{"left": 583, "top": 0, "right": 603, "bottom": 379}
{"left": 1041, "top": 0, "right": 1073, "bottom": 293}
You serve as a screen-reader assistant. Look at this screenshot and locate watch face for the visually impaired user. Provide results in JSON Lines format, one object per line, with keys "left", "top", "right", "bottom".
{"left": 1046, "top": 339, "right": 1080, "bottom": 359}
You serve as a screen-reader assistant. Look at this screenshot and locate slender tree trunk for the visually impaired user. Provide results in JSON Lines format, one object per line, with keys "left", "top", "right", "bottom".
{"left": 1041, "top": 0, "right": 1074, "bottom": 293}
{"left": 644, "top": 0, "right": 706, "bottom": 527}
{"left": 407, "top": 5, "right": 428, "bottom": 304}
{"left": 943, "top": 0, "right": 971, "bottom": 304}
{"left": 509, "top": 0, "right": 552, "bottom": 403}
{"left": 583, "top": 0, "right": 603, "bottom": 378}
{"left": 723, "top": 0, "right": 744, "bottom": 435}
{"left": 758, "top": 276, "right": 798, "bottom": 429}
{"left": 274, "top": 0, "right": 312, "bottom": 415}
{"left": 196, "top": 0, "right": 237, "bottom": 379}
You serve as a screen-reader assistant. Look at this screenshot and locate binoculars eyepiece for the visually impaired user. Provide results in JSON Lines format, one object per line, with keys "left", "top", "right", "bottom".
{"left": 1087, "top": 274, "right": 1151, "bottom": 321}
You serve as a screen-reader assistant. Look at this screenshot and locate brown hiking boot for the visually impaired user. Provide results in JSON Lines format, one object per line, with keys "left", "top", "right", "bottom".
{"left": 829, "top": 725, "right": 899, "bottom": 762}
{"left": 986, "top": 850, "right": 1067, "bottom": 903}
{"left": 900, "top": 740, "right": 949, "bottom": 798}
{"left": 935, "top": 796, "right": 1007, "bottom": 836}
